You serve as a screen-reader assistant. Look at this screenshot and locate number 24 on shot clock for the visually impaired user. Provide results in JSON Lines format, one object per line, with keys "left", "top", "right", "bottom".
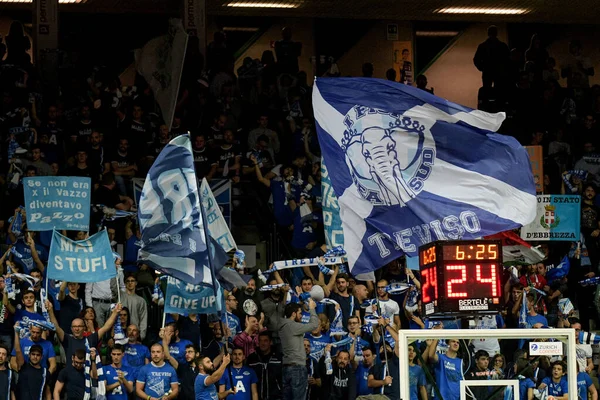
{"left": 418, "top": 240, "right": 503, "bottom": 316}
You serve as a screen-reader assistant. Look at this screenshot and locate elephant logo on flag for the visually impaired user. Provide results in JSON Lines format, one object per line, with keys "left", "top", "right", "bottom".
{"left": 341, "top": 105, "right": 436, "bottom": 207}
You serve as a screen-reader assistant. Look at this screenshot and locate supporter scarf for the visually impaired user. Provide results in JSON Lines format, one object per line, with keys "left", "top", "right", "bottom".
{"left": 405, "top": 287, "right": 419, "bottom": 313}
{"left": 583, "top": 155, "right": 600, "bottom": 165}
{"left": 84, "top": 339, "right": 93, "bottom": 400}
{"left": 385, "top": 282, "right": 412, "bottom": 294}
{"left": 569, "top": 236, "right": 591, "bottom": 267}
{"left": 324, "top": 246, "right": 346, "bottom": 257}
{"left": 112, "top": 304, "right": 127, "bottom": 345}
{"left": 317, "top": 258, "right": 333, "bottom": 276}
{"left": 4, "top": 264, "right": 15, "bottom": 300}
{"left": 38, "top": 288, "right": 55, "bottom": 331}
{"left": 11, "top": 207, "right": 23, "bottom": 235}
{"left": 580, "top": 277, "right": 600, "bottom": 286}
{"left": 152, "top": 281, "right": 164, "bottom": 306}
{"left": 562, "top": 170, "right": 588, "bottom": 193}
{"left": 320, "top": 298, "right": 347, "bottom": 336}
{"left": 259, "top": 283, "right": 286, "bottom": 292}
{"left": 10, "top": 247, "right": 23, "bottom": 259}
{"left": 331, "top": 337, "right": 353, "bottom": 348}
{"left": 519, "top": 291, "right": 528, "bottom": 328}
{"left": 268, "top": 256, "right": 347, "bottom": 273}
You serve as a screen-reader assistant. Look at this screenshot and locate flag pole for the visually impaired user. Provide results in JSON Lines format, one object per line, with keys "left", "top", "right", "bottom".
{"left": 198, "top": 176, "right": 234, "bottom": 384}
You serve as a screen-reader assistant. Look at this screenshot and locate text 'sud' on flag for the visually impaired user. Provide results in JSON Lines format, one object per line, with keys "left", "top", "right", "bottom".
{"left": 48, "top": 230, "right": 116, "bottom": 283}
{"left": 137, "top": 134, "right": 214, "bottom": 285}
{"left": 520, "top": 195, "right": 581, "bottom": 241}
{"left": 313, "top": 77, "right": 536, "bottom": 275}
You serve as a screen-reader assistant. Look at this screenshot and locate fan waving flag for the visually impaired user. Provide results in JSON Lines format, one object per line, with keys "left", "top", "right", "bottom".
{"left": 313, "top": 77, "right": 536, "bottom": 275}
{"left": 137, "top": 134, "right": 215, "bottom": 285}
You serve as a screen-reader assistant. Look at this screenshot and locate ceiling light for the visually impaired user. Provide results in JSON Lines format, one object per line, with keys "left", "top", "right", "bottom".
{"left": 435, "top": 7, "right": 529, "bottom": 15}
{"left": 222, "top": 27, "right": 261, "bottom": 32}
{"left": 225, "top": 2, "right": 300, "bottom": 8}
{"left": 416, "top": 31, "right": 459, "bottom": 37}
{"left": 0, "top": 0, "right": 86, "bottom": 3}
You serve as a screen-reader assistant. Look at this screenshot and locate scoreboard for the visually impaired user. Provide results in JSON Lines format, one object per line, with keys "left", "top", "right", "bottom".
{"left": 419, "top": 240, "right": 503, "bottom": 316}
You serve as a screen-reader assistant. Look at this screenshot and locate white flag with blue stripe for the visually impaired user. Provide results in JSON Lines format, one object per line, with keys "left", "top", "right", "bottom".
{"left": 313, "top": 77, "right": 536, "bottom": 275}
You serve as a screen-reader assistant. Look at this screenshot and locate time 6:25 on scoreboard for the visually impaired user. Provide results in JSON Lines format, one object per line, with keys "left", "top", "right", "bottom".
{"left": 419, "top": 240, "right": 503, "bottom": 316}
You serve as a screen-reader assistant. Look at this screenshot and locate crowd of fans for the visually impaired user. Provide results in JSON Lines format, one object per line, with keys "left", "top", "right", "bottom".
{"left": 1, "top": 17, "right": 600, "bottom": 400}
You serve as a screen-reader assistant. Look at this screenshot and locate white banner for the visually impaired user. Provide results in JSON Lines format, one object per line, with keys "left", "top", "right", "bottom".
{"left": 34, "top": 0, "right": 58, "bottom": 57}
{"left": 200, "top": 178, "right": 236, "bottom": 252}
{"left": 135, "top": 19, "right": 188, "bottom": 130}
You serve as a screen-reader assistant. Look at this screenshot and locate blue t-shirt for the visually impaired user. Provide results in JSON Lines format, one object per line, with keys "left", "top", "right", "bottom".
{"left": 195, "top": 373, "right": 218, "bottom": 400}
{"left": 519, "top": 377, "right": 535, "bottom": 400}
{"left": 12, "top": 241, "right": 48, "bottom": 273}
{"left": 218, "top": 366, "right": 258, "bottom": 400}
{"left": 542, "top": 376, "right": 568, "bottom": 396}
{"left": 356, "top": 363, "right": 372, "bottom": 396}
{"left": 291, "top": 208, "right": 320, "bottom": 250}
{"left": 136, "top": 362, "right": 178, "bottom": 398}
{"left": 169, "top": 339, "right": 193, "bottom": 366}
{"left": 526, "top": 314, "right": 548, "bottom": 327}
{"left": 305, "top": 332, "right": 332, "bottom": 362}
{"left": 11, "top": 337, "right": 55, "bottom": 368}
{"left": 434, "top": 354, "right": 463, "bottom": 400}
{"left": 271, "top": 179, "right": 294, "bottom": 227}
{"left": 14, "top": 308, "right": 45, "bottom": 326}
{"left": 124, "top": 343, "right": 150, "bottom": 369}
{"left": 578, "top": 372, "right": 593, "bottom": 400}
{"left": 409, "top": 364, "right": 426, "bottom": 400}
{"left": 104, "top": 365, "right": 134, "bottom": 400}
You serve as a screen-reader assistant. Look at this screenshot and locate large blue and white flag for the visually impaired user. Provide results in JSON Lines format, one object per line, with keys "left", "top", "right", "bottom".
{"left": 313, "top": 78, "right": 536, "bottom": 275}
{"left": 47, "top": 230, "right": 116, "bottom": 283}
{"left": 137, "top": 134, "right": 215, "bottom": 285}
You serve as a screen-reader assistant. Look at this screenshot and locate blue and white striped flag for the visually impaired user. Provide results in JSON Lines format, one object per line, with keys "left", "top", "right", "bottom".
{"left": 137, "top": 134, "right": 218, "bottom": 285}
{"left": 313, "top": 77, "right": 537, "bottom": 275}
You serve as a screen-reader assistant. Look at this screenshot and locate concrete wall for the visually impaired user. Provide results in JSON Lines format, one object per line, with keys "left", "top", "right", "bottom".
{"left": 229, "top": 18, "right": 315, "bottom": 82}
{"left": 336, "top": 21, "right": 413, "bottom": 79}
{"left": 421, "top": 23, "right": 507, "bottom": 109}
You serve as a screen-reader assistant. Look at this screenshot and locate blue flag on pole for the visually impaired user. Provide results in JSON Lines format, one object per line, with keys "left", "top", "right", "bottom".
{"left": 137, "top": 134, "right": 215, "bottom": 285}
{"left": 164, "top": 276, "right": 222, "bottom": 315}
{"left": 545, "top": 255, "right": 570, "bottom": 284}
{"left": 313, "top": 78, "right": 537, "bottom": 275}
{"left": 47, "top": 230, "right": 116, "bottom": 283}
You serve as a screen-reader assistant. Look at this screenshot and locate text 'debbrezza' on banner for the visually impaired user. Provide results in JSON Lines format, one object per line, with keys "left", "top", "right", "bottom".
{"left": 48, "top": 230, "right": 116, "bottom": 282}
{"left": 520, "top": 195, "right": 581, "bottom": 241}
{"left": 23, "top": 176, "right": 91, "bottom": 231}
{"left": 164, "top": 276, "right": 220, "bottom": 315}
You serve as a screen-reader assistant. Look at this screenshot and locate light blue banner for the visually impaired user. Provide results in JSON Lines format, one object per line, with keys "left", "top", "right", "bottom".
{"left": 164, "top": 276, "right": 220, "bottom": 315}
{"left": 321, "top": 159, "right": 344, "bottom": 248}
{"left": 200, "top": 179, "right": 236, "bottom": 252}
{"left": 211, "top": 179, "right": 232, "bottom": 228}
{"left": 24, "top": 176, "right": 91, "bottom": 231}
{"left": 520, "top": 195, "right": 581, "bottom": 241}
{"left": 48, "top": 230, "right": 116, "bottom": 283}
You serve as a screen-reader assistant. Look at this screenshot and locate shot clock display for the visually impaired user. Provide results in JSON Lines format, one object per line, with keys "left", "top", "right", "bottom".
{"left": 419, "top": 240, "right": 503, "bottom": 316}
